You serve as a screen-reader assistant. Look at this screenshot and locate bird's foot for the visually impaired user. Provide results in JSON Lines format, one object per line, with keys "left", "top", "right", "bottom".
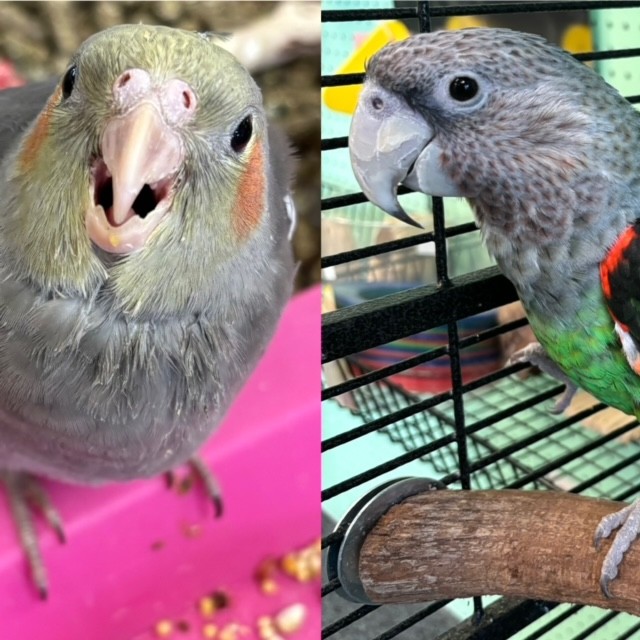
{"left": 1, "top": 472, "right": 65, "bottom": 599}
{"left": 507, "top": 341, "right": 578, "bottom": 413}
{"left": 594, "top": 501, "right": 640, "bottom": 597}
{"left": 166, "top": 455, "right": 224, "bottom": 518}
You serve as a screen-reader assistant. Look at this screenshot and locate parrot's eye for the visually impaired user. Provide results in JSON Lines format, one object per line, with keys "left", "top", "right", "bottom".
{"left": 62, "top": 65, "right": 77, "bottom": 100}
{"left": 231, "top": 116, "right": 253, "bottom": 153}
{"left": 449, "top": 77, "right": 478, "bottom": 102}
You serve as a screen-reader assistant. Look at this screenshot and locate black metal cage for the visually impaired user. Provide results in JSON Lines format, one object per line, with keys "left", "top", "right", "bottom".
{"left": 321, "top": 2, "right": 640, "bottom": 639}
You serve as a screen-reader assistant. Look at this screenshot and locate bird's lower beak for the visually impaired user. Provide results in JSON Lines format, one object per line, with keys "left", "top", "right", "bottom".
{"left": 86, "top": 100, "right": 183, "bottom": 254}
{"left": 348, "top": 84, "right": 461, "bottom": 228}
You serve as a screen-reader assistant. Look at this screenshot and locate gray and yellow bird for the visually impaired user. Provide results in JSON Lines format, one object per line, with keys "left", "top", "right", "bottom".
{"left": 0, "top": 24, "right": 296, "bottom": 595}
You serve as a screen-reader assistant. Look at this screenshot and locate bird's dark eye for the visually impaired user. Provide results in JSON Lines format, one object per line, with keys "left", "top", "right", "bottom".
{"left": 231, "top": 116, "right": 252, "bottom": 153}
{"left": 62, "top": 65, "right": 77, "bottom": 100}
{"left": 449, "top": 76, "right": 478, "bottom": 102}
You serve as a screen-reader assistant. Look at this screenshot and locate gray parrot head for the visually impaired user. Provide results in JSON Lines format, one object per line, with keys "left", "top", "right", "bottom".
{"left": 349, "top": 28, "right": 631, "bottom": 232}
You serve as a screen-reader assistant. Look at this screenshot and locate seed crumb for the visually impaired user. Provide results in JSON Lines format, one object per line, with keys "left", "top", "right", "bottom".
{"left": 155, "top": 619, "right": 173, "bottom": 637}
{"left": 199, "top": 596, "right": 216, "bottom": 618}
{"left": 275, "top": 603, "right": 306, "bottom": 635}
{"left": 219, "top": 623, "right": 250, "bottom": 640}
{"left": 202, "top": 623, "right": 218, "bottom": 638}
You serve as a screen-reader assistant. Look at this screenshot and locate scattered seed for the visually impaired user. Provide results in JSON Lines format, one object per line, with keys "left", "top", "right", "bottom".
{"left": 256, "top": 558, "right": 277, "bottom": 578}
{"left": 256, "top": 616, "right": 282, "bottom": 640}
{"left": 155, "top": 619, "right": 173, "bottom": 637}
{"left": 261, "top": 578, "right": 278, "bottom": 595}
{"left": 199, "top": 596, "right": 216, "bottom": 618}
{"left": 274, "top": 603, "right": 306, "bottom": 635}
{"left": 202, "top": 623, "right": 218, "bottom": 638}
{"left": 219, "top": 623, "right": 250, "bottom": 640}
{"left": 176, "top": 619, "right": 190, "bottom": 633}
{"left": 257, "top": 616, "right": 272, "bottom": 628}
{"left": 280, "top": 540, "right": 321, "bottom": 582}
{"left": 211, "top": 590, "right": 230, "bottom": 609}
{"left": 255, "top": 559, "right": 279, "bottom": 594}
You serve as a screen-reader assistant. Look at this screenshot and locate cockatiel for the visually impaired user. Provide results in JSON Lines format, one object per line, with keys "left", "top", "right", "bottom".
{"left": 0, "top": 24, "right": 295, "bottom": 596}
{"left": 349, "top": 28, "right": 640, "bottom": 597}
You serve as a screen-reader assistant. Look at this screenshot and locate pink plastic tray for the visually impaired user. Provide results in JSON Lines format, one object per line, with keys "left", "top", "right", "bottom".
{"left": 0, "top": 287, "right": 320, "bottom": 640}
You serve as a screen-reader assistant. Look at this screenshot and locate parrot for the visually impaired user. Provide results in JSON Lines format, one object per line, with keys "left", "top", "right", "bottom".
{"left": 0, "top": 23, "right": 296, "bottom": 597}
{"left": 348, "top": 27, "right": 640, "bottom": 597}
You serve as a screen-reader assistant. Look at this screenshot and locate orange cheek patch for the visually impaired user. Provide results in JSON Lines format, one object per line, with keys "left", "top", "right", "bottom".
{"left": 232, "top": 141, "right": 266, "bottom": 240}
{"left": 18, "top": 85, "right": 62, "bottom": 173}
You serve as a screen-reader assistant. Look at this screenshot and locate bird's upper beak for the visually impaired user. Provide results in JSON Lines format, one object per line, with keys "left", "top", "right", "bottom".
{"left": 349, "top": 83, "right": 462, "bottom": 227}
{"left": 86, "top": 68, "right": 196, "bottom": 255}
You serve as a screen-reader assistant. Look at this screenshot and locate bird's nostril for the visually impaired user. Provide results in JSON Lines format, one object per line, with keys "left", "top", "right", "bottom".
{"left": 117, "top": 72, "right": 131, "bottom": 88}
{"left": 112, "top": 69, "right": 151, "bottom": 107}
{"left": 182, "top": 90, "right": 191, "bottom": 110}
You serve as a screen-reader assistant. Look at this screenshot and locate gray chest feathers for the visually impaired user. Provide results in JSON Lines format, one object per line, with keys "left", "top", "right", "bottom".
{"left": 474, "top": 173, "right": 637, "bottom": 317}
{"left": 0, "top": 289, "right": 249, "bottom": 471}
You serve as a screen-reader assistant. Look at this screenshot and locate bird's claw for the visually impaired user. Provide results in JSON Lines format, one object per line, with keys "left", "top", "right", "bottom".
{"left": 1, "top": 472, "right": 66, "bottom": 599}
{"left": 507, "top": 341, "right": 578, "bottom": 413}
{"left": 594, "top": 502, "right": 639, "bottom": 597}
{"left": 167, "top": 456, "right": 224, "bottom": 518}
{"left": 550, "top": 383, "right": 578, "bottom": 414}
{"left": 189, "top": 456, "right": 224, "bottom": 518}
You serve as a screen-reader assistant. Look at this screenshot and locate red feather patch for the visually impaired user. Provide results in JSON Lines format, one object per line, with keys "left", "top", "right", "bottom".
{"left": 601, "top": 222, "right": 640, "bottom": 342}
{"left": 18, "top": 85, "right": 62, "bottom": 173}
{"left": 232, "top": 140, "right": 265, "bottom": 240}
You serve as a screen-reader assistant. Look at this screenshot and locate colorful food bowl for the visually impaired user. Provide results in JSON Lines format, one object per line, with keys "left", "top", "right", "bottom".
{"left": 334, "top": 282, "right": 501, "bottom": 394}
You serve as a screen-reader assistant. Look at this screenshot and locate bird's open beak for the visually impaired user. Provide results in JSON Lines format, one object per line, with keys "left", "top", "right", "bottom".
{"left": 348, "top": 83, "right": 462, "bottom": 228}
{"left": 86, "top": 98, "right": 184, "bottom": 255}
{"left": 103, "top": 102, "right": 182, "bottom": 226}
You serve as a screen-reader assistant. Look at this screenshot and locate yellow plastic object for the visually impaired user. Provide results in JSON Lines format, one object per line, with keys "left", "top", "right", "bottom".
{"left": 323, "top": 21, "right": 410, "bottom": 115}
{"left": 562, "top": 24, "right": 593, "bottom": 54}
{"left": 445, "top": 16, "right": 488, "bottom": 30}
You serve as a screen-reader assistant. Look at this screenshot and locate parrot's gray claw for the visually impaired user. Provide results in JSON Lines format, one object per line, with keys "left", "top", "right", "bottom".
{"left": 1, "top": 472, "right": 66, "bottom": 599}
{"left": 189, "top": 456, "right": 224, "bottom": 518}
{"left": 507, "top": 341, "right": 578, "bottom": 413}
{"left": 550, "top": 383, "right": 578, "bottom": 414}
{"left": 594, "top": 502, "right": 640, "bottom": 597}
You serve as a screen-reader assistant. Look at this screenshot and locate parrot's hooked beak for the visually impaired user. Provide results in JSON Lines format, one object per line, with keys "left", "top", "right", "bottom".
{"left": 86, "top": 69, "right": 195, "bottom": 255}
{"left": 348, "top": 83, "right": 462, "bottom": 228}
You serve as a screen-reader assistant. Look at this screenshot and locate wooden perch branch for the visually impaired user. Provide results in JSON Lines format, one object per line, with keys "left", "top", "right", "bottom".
{"left": 356, "top": 489, "right": 640, "bottom": 614}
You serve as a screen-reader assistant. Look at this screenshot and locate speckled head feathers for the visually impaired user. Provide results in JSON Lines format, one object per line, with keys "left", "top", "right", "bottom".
{"left": 365, "top": 28, "right": 640, "bottom": 238}
{"left": 368, "top": 29, "right": 580, "bottom": 99}
{"left": 353, "top": 28, "right": 640, "bottom": 310}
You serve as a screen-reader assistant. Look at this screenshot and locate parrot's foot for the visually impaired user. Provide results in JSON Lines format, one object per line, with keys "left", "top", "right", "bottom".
{"left": 594, "top": 501, "right": 640, "bottom": 597}
{"left": 1, "top": 472, "right": 65, "bottom": 599}
{"left": 167, "top": 456, "right": 224, "bottom": 518}
{"left": 507, "top": 342, "right": 578, "bottom": 413}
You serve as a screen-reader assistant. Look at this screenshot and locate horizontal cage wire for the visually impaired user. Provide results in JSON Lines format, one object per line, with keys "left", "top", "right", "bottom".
{"left": 321, "top": 2, "right": 640, "bottom": 640}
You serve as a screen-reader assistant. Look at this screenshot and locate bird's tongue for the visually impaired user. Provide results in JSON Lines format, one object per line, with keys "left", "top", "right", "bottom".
{"left": 102, "top": 181, "right": 151, "bottom": 227}
{"left": 107, "top": 207, "right": 135, "bottom": 227}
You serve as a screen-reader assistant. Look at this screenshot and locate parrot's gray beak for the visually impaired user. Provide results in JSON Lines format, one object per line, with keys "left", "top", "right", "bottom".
{"left": 349, "top": 83, "right": 462, "bottom": 228}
